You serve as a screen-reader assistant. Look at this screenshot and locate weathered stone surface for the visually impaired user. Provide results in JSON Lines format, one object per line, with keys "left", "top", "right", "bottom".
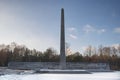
{"left": 60, "top": 8, "right": 66, "bottom": 69}
{"left": 8, "top": 62, "right": 110, "bottom": 71}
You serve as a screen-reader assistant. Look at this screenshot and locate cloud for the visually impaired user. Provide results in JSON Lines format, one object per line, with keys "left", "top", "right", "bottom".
{"left": 83, "top": 24, "right": 95, "bottom": 33}
{"left": 83, "top": 24, "right": 106, "bottom": 34}
{"left": 97, "top": 29, "right": 106, "bottom": 34}
{"left": 69, "top": 34, "right": 77, "bottom": 39}
{"left": 68, "top": 27, "right": 76, "bottom": 32}
{"left": 114, "top": 27, "right": 120, "bottom": 33}
{"left": 111, "top": 44, "right": 120, "bottom": 49}
{"left": 67, "top": 27, "right": 78, "bottom": 39}
{"left": 81, "top": 46, "right": 88, "bottom": 51}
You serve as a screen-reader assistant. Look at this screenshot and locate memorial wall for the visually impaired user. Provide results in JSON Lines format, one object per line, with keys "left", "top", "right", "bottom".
{"left": 8, "top": 62, "right": 110, "bottom": 71}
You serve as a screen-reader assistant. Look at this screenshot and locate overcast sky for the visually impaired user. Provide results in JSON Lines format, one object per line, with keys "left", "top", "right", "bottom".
{"left": 0, "top": 0, "right": 120, "bottom": 53}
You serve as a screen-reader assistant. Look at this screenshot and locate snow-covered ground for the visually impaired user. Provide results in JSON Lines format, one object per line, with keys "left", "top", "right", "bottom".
{"left": 0, "top": 71, "right": 120, "bottom": 80}
{"left": 0, "top": 67, "right": 120, "bottom": 80}
{"left": 0, "top": 67, "right": 35, "bottom": 75}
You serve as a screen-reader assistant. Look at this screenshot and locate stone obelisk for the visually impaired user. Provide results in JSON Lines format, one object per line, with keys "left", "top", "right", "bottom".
{"left": 60, "top": 8, "right": 66, "bottom": 69}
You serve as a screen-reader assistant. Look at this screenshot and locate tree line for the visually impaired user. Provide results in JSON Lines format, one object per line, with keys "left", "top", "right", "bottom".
{"left": 0, "top": 42, "right": 120, "bottom": 70}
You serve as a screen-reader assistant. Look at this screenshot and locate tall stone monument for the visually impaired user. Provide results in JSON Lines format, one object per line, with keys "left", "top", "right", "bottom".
{"left": 60, "top": 8, "right": 66, "bottom": 69}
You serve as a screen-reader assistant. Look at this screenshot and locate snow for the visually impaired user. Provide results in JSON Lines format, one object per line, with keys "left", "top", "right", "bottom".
{"left": 0, "top": 72, "right": 120, "bottom": 80}
{"left": 39, "top": 69, "right": 86, "bottom": 71}
{"left": 0, "top": 67, "right": 35, "bottom": 75}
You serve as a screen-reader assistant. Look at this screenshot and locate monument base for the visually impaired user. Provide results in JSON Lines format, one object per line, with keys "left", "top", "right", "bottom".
{"left": 35, "top": 69, "right": 91, "bottom": 74}
{"left": 8, "top": 62, "right": 111, "bottom": 72}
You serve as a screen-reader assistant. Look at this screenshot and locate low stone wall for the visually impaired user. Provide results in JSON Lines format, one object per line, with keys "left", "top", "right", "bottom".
{"left": 8, "top": 62, "right": 59, "bottom": 70}
{"left": 8, "top": 62, "right": 110, "bottom": 70}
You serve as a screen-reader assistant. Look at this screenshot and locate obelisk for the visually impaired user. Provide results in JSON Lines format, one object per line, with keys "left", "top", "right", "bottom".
{"left": 60, "top": 8, "right": 66, "bottom": 69}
